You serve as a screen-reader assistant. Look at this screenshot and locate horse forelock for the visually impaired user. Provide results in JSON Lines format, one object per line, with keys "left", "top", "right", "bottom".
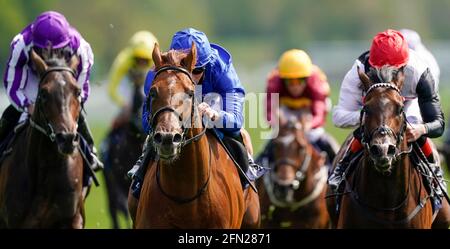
{"left": 161, "top": 50, "right": 188, "bottom": 67}
{"left": 368, "top": 65, "right": 400, "bottom": 84}
{"left": 39, "top": 46, "right": 72, "bottom": 68}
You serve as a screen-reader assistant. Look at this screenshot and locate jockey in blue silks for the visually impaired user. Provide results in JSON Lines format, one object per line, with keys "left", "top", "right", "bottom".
{"left": 127, "top": 28, "right": 267, "bottom": 199}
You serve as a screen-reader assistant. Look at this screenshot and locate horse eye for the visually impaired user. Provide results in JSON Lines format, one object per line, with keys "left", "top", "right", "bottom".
{"left": 149, "top": 89, "right": 157, "bottom": 98}
{"left": 39, "top": 90, "right": 49, "bottom": 102}
{"left": 187, "top": 90, "right": 194, "bottom": 97}
{"left": 76, "top": 89, "right": 82, "bottom": 97}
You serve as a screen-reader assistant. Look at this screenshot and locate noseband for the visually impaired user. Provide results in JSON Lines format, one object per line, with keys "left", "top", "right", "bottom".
{"left": 29, "top": 66, "right": 78, "bottom": 142}
{"left": 148, "top": 65, "right": 206, "bottom": 149}
{"left": 359, "top": 83, "right": 408, "bottom": 158}
{"left": 272, "top": 147, "right": 311, "bottom": 190}
{"left": 149, "top": 65, "right": 210, "bottom": 204}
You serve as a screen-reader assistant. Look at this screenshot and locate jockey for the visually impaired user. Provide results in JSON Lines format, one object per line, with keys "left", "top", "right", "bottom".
{"left": 329, "top": 29, "right": 446, "bottom": 199}
{"left": 0, "top": 11, "right": 102, "bottom": 171}
{"left": 108, "top": 31, "right": 158, "bottom": 122}
{"left": 263, "top": 49, "right": 338, "bottom": 165}
{"left": 127, "top": 28, "right": 266, "bottom": 196}
{"left": 399, "top": 29, "right": 440, "bottom": 88}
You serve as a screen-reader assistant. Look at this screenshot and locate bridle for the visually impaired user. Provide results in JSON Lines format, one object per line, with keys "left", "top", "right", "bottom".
{"left": 359, "top": 83, "right": 410, "bottom": 160}
{"left": 348, "top": 83, "right": 430, "bottom": 224}
{"left": 264, "top": 132, "right": 327, "bottom": 211}
{"left": 29, "top": 66, "right": 78, "bottom": 142}
{"left": 271, "top": 146, "right": 311, "bottom": 190}
{"left": 148, "top": 65, "right": 210, "bottom": 204}
{"left": 147, "top": 66, "right": 207, "bottom": 150}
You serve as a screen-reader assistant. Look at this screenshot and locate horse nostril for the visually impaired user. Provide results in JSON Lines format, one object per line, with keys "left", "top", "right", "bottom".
{"left": 387, "top": 144, "right": 397, "bottom": 156}
{"left": 173, "top": 133, "right": 182, "bottom": 144}
{"left": 55, "top": 133, "right": 65, "bottom": 144}
{"left": 56, "top": 133, "right": 76, "bottom": 144}
{"left": 370, "top": 145, "right": 382, "bottom": 157}
{"left": 154, "top": 132, "right": 163, "bottom": 144}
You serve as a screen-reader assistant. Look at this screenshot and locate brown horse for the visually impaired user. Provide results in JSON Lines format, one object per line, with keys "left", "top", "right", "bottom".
{"left": 0, "top": 49, "right": 85, "bottom": 228}
{"left": 129, "top": 43, "right": 260, "bottom": 228}
{"left": 258, "top": 108, "right": 329, "bottom": 228}
{"left": 327, "top": 66, "right": 436, "bottom": 228}
{"left": 101, "top": 84, "right": 146, "bottom": 229}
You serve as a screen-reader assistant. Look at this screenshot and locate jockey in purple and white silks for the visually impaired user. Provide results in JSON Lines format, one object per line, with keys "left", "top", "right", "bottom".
{"left": 0, "top": 11, "right": 102, "bottom": 171}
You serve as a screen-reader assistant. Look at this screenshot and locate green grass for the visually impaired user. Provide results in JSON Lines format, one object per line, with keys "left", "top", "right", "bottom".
{"left": 83, "top": 86, "right": 450, "bottom": 229}
{"left": 84, "top": 121, "right": 132, "bottom": 229}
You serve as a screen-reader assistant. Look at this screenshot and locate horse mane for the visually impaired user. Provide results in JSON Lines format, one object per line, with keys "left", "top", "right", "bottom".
{"left": 367, "top": 65, "right": 401, "bottom": 84}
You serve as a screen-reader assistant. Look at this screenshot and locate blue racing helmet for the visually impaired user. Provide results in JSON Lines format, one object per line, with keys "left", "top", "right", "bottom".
{"left": 169, "top": 28, "right": 214, "bottom": 68}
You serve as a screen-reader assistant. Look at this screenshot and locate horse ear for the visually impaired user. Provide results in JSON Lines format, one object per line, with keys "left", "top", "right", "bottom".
{"left": 152, "top": 43, "right": 162, "bottom": 68}
{"left": 183, "top": 42, "right": 197, "bottom": 72}
{"left": 30, "top": 49, "right": 48, "bottom": 76}
{"left": 68, "top": 54, "right": 80, "bottom": 72}
{"left": 357, "top": 66, "right": 371, "bottom": 92}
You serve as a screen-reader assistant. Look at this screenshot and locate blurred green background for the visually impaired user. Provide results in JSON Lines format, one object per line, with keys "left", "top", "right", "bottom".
{"left": 1, "top": 0, "right": 450, "bottom": 228}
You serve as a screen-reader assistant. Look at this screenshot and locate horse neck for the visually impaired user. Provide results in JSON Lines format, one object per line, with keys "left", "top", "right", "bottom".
{"left": 158, "top": 118, "right": 210, "bottom": 199}
{"left": 358, "top": 140, "right": 411, "bottom": 208}
{"left": 26, "top": 120, "right": 73, "bottom": 186}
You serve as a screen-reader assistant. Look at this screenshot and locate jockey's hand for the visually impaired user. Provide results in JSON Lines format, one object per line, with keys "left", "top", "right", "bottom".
{"left": 27, "top": 104, "right": 35, "bottom": 115}
{"left": 406, "top": 123, "right": 426, "bottom": 142}
{"left": 198, "top": 102, "right": 219, "bottom": 121}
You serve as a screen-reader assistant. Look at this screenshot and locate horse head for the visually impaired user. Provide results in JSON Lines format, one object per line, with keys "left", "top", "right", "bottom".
{"left": 270, "top": 107, "right": 321, "bottom": 203}
{"left": 358, "top": 65, "right": 406, "bottom": 174}
{"left": 147, "top": 43, "right": 198, "bottom": 161}
{"left": 30, "top": 48, "right": 82, "bottom": 155}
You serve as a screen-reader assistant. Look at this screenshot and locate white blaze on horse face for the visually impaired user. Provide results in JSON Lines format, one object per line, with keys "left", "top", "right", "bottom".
{"left": 279, "top": 134, "right": 295, "bottom": 149}
{"left": 166, "top": 75, "right": 177, "bottom": 87}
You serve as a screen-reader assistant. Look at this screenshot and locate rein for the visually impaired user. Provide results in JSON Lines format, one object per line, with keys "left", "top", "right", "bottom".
{"left": 29, "top": 66, "right": 78, "bottom": 142}
{"left": 148, "top": 66, "right": 207, "bottom": 150}
{"left": 265, "top": 145, "right": 327, "bottom": 211}
{"left": 150, "top": 65, "right": 210, "bottom": 203}
{"left": 347, "top": 83, "right": 430, "bottom": 225}
{"left": 359, "top": 83, "right": 407, "bottom": 158}
{"left": 348, "top": 158, "right": 430, "bottom": 225}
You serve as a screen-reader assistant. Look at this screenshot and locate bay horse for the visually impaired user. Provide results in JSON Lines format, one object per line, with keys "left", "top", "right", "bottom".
{"left": 327, "top": 66, "right": 436, "bottom": 228}
{"left": 101, "top": 84, "right": 146, "bottom": 229}
{"left": 0, "top": 49, "right": 85, "bottom": 228}
{"left": 129, "top": 43, "right": 260, "bottom": 228}
{"left": 258, "top": 108, "right": 330, "bottom": 228}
